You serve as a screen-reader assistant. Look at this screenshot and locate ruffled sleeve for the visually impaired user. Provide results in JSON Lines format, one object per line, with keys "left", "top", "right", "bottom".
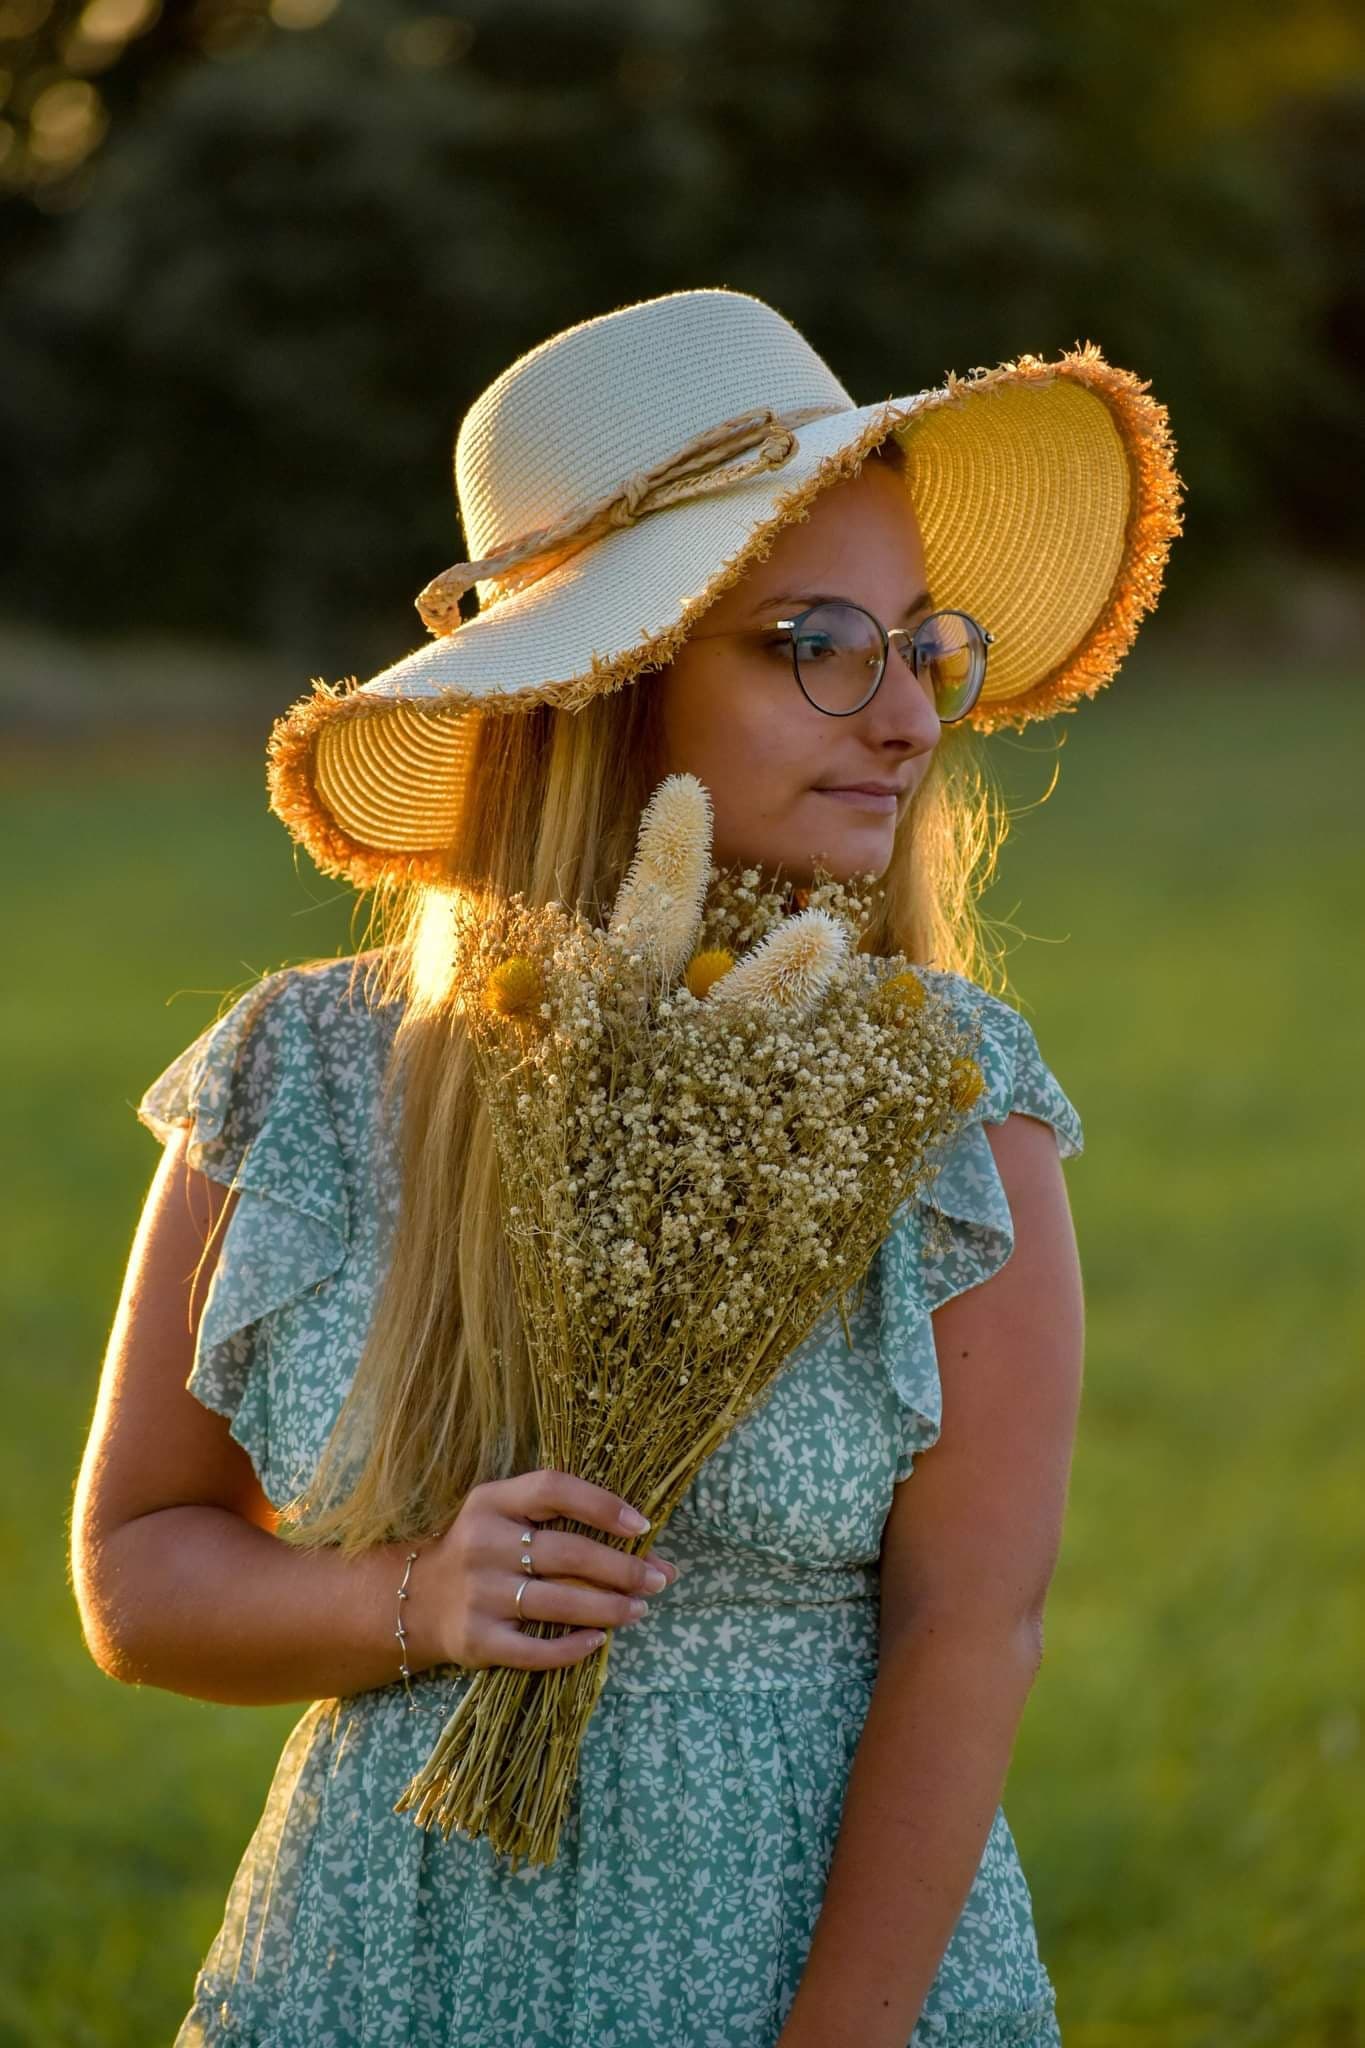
{"left": 134, "top": 967, "right": 350, "bottom": 1493}
{"left": 877, "top": 975, "right": 1084, "bottom": 1482}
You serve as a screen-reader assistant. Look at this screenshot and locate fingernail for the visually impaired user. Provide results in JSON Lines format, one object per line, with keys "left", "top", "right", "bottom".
{"left": 619, "top": 1507, "right": 650, "bottom": 1533}
{"left": 641, "top": 1566, "right": 667, "bottom": 1591}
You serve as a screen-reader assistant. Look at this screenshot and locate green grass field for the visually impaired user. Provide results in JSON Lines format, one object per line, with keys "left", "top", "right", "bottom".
{"left": 2, "top": 657, "right": 1360, "bottom": 2047}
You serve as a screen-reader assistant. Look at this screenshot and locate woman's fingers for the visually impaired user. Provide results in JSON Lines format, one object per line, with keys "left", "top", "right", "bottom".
{"left": 495, "top": 1621, "right": 609, "bottom": 1669}
{"left": 449, "top": 1469, "right": 677, "bottom": 1671}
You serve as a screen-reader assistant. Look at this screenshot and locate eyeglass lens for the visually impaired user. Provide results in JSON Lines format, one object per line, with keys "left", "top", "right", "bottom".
{"left": 790, "top": 601, "right": 984, "bottom": 721}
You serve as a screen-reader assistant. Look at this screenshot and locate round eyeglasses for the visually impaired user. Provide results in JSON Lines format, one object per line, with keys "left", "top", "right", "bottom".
{"left": 762, "top": 600, "right": 994, "bottom": 721}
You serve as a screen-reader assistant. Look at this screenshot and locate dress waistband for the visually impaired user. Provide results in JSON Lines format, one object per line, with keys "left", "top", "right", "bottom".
{"left": 389, "top": 1566, "right": 883, "bottom": 1709}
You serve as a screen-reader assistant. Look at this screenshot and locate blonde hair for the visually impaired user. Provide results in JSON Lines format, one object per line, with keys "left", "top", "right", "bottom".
{"left": 277, "top": 438, "right": 1017, "bottom": 1556}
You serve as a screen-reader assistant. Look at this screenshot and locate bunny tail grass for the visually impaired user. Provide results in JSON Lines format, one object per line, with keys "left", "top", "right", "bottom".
{"left": 707, "top": 906, "right": 848, "bottom": 1013}
{"left": 607, "top": 772, "right": 713, "bottom": 980}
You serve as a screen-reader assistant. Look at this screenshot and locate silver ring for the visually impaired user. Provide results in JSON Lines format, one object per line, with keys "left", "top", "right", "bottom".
{"left": 519, "top": 1526, "right": 537, "bottom": 1577}
{"left": 514, "top": 1575, "right": 533, "bottom": 1624}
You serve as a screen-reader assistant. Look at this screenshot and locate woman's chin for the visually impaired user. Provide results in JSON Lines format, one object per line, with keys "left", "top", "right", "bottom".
{"left": 713, "top": 816, "right": 895, "bottom": 888}
{"left": 803, "top": 819, "right": 897, "bottom": 875}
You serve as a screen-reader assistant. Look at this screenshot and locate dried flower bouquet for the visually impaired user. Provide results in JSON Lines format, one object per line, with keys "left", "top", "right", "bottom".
{"left": 393, "top": 772, "right": 985, "bottom": 1866}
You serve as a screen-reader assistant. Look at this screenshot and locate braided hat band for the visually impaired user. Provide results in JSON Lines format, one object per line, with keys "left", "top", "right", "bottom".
{"left": 414, "top": 402, "right": 844, "bottom": 630}
{"left": 265, "top": 287, "right": 1185, "bottom": 893}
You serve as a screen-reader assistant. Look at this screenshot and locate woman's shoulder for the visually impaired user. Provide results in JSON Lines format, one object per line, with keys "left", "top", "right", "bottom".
{"left": 871, "top": 968, "right": 1085, "bottom": 1472}
{"left": 132, "top": 953, "right": 405, "bottom": 1503}
{"left": 911, "top": 967, "right": 1084, "bottom": 1158}
{"left": 246, "top": 948, "right": 405, "bottom": 1033}
{"left": 201, "top": 948, "right": 404, "bottom": 1080}
{"left": 135, "top": 948, "right": 404, "bottom": 1192}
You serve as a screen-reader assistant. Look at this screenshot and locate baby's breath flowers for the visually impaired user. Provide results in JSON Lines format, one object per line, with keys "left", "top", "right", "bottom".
{"left": 394, "top": 774, "right": 984, "bottom": 1869}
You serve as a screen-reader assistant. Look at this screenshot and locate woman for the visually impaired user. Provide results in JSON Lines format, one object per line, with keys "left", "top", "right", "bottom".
{"left": 71, "top": 287, "right": 1183, "bottom": 2045}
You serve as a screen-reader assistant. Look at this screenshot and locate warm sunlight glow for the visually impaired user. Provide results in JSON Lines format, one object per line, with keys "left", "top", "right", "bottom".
{"left": 411, "top": 887, "right": 461, "bottom": 1010}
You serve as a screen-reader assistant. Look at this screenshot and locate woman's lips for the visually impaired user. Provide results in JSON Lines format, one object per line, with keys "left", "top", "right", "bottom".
{"left": 814, "top": 787, "right": 898, "bottom": 814}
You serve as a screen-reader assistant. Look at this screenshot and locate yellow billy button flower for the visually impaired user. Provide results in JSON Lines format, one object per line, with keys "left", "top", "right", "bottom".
{"left": 876, "top": 969, "right": 927, "bottom": 1015}
{"left": 949, "top": 1056, "right": 985, "bottom": 1112}
{"left": 483, "top": 955, "right": 546, "bottom": 1021}
{"left": 684, "top": 948, "right": 737, "bottom": 1000}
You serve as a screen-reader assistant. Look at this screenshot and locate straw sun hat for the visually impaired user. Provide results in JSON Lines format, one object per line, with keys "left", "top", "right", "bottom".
{"left": 266, "top": 287, "right": 1184, "bottom": 892}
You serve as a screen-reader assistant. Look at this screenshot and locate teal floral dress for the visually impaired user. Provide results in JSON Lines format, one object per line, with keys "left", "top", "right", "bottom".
{"left": 135, "top": 953, "right": 1084, "bottom": 2048}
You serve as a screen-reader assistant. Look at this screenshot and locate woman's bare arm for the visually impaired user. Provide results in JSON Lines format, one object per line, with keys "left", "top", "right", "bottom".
{"left": 70, "top": 1125, "right": 445, "bottom": 1704}
{"left": 776, "top": 1109, "right": 1085, "bottom": 2048}
{"left": 81, "top": 1505, "right": 440, "bottom": 1705}
{"left": 71, "top": 1126, "right": 671, "bottom": 1705}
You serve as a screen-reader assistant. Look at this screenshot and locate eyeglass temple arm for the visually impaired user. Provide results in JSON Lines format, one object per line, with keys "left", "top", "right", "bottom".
{"left": 772, "top": 616, "right": 996, "bottom": 644}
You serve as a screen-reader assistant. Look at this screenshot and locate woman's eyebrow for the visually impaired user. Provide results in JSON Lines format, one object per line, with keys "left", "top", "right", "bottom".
{"left": 748, "top": 588, "right": 933, "bottom": 620}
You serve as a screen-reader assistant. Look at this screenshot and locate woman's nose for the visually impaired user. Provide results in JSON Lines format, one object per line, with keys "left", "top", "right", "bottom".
{"left": 869, "top": 656, "right": 942, "bottom": 752}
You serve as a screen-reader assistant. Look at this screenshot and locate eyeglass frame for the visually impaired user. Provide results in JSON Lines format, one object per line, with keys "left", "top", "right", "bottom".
{"left": 688, "top": 600, "right": 995, "bottom": 722}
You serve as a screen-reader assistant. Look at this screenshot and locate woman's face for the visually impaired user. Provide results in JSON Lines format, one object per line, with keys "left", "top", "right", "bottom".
{"left": 654, "top": 453, "right": 941, "bottom": 888}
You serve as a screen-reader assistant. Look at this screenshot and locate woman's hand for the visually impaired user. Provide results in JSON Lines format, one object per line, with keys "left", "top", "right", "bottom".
{"left": 418, "top": 1469, "right": 679, "bottom": 1671}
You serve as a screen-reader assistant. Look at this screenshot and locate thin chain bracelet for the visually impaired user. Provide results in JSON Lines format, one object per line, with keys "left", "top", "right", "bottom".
{"left": 395, "top": 1546, "right": 420, "bottom": 1713}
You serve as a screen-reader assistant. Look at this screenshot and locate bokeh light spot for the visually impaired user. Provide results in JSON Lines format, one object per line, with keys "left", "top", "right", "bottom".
{"left": 269, "top": 0, "right": 339, "bottom": 29}
{"left": 387, "top": 15, "right": 473, "bottom": 67}
{"left": 78, "top": 0, "right": 159, "bottom": 42}
{"left": 28, "top": 76, "right": 107, "bottom": 167}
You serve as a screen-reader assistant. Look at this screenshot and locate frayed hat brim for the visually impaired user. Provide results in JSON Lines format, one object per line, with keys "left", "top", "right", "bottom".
{"left": 267, "top": 341, "right": 1183, "bottom": 890}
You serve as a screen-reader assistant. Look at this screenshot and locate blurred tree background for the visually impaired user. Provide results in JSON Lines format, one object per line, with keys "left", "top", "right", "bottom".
{"left": 3, "top": 6, "right": 1363, "bottom": 2046}
{"left": 1, "top": 0, "right": 1362, "bottom": 697}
